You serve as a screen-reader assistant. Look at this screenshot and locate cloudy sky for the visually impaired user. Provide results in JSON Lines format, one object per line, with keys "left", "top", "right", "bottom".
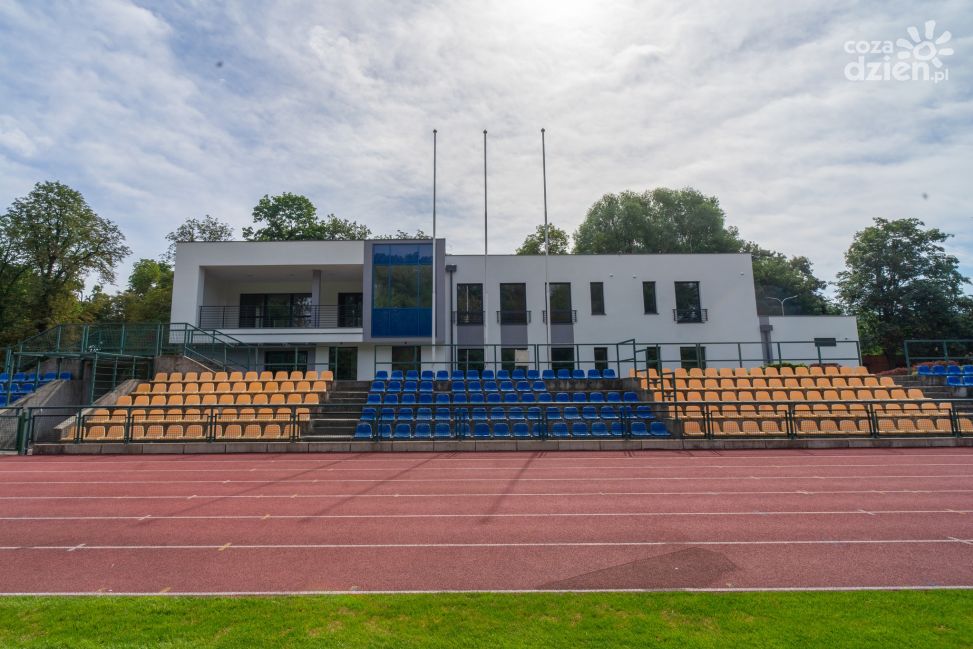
{"left": 0, "top": 0, "right": 970, "bottom": 289}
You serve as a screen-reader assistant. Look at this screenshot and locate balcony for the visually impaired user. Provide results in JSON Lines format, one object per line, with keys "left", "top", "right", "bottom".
{"left": 673, "top": 308, "right": 708, "bottom": 323}
{"left": 542, "top": 309, "right": 577, "bottom": 324}
{"left": 198, "top": 305, "right": 363, "bottom": 329}
{"left": 496, "top": 310, "right": 531, "bottom": 325}
{"left": 452, "top": 310, "right": 485, "bottom": 325}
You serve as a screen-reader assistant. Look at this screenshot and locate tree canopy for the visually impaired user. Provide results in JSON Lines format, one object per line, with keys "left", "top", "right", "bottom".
{"left": 164, "top": 215, "right": 234, "bottom": 261}
{"left": 744, "top": 243, "right": 836, "bottom": 316}
{"left": 836, "top": 217, "right": 969, "bottom": 361}
{"left": 242, "top": 193, "right": 371, "bottom": 241}
{"left": 515, "top": 223, "right": 570, "bottom": 255}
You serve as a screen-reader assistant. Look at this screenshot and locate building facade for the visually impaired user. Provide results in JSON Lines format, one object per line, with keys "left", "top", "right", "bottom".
{"left": 171, "top": 239, "right": 859, "bottom": 380}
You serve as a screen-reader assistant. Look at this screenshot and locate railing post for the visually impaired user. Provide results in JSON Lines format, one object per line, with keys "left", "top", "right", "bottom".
{"left": 868, "top": 403, "right": 879, "bottom": 438}
{"left": 16, "top": 410, "right": 30, "bottom": 455}
{"left": 124, "top": 410, "right": 132, "bottom": 444}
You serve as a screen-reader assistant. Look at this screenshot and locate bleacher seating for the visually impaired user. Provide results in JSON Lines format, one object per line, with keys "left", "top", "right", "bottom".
{"left": 355, "top": 370, "right": 665, "bottom": 440}
{"left": 633, "top": 365, "right": 972, "bottom": 437}
{"left": 1, "top": 370, "right": 74, "bottom": 408}
{"left": 70, "top": 370, "right": 332, "bottom": 442}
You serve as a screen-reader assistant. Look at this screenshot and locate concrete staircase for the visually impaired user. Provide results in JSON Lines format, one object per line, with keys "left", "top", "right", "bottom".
{"left": 304, "top": 380, "right": 370, "bottom": 440}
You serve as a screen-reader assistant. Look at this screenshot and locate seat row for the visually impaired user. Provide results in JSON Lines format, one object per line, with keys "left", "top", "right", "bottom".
{"left": 372, "top": 380, "right": 632, "bottom": 394}
{"left": 946, "top": 375, "right": 973, "bottom": 387}
{"left": 1, "top": 371, "right": 72, "bottom": 384}
{"left": 152, "top": 370, "right": 332, "bottom": 383}
{"left": 362, "top": 404, "right": 654, "bottom": 423}
{"left": 670, "top": 387, "right": 926, "bottom": 404}
{"left": 680, "top": 415, "right": 973, "bottom": 436}
{"left": 638, "top": 366, "right": 868, "bottom": 378}
{"left": 354, "top": 420, "right": 667, "bottom": 440}
{"left": 117, "top": 393, "right": 320, "bottom": 407}
{"left": 672, "top": 400, "right": 952, "bottom": 418}
{"left": 919, "top": 365, "right": 973, "bottom": 376}
{"left": 136, "top": 380, "right": 327, "bottom": 395}
{"left": 376, "top": 369, "right": 619, "bottom": 382}
{"left": 366, "top": 391, "right": 639, "bottom": 405}
{"left": 659, "top": 376, "right": 896, "bottom": 391}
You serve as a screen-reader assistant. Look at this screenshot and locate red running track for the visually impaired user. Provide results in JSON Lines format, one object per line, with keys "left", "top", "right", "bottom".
{"left": 1, "top": 448, "right": 972, "bottom": 594}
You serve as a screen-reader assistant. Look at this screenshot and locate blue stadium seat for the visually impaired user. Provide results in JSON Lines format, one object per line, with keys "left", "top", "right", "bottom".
{"left": 947, "top": 365, "right": 961, "bottom": 375}
{"left": 366, "top": 394, "right": 381, "bottom": 405}
{"left": 503, "top": 392, "right": 518, "bottom": 403}
{"left": 531, "top": 380, "right": 546, "bottom": 392}
{"left": 499, "top": 381, "right": 514, "bottom": 392}
{"left": 557, "top": 369, "right": 571, "bottom": 380}
{"left": 41, "top": 372, "right": 57, "bottom": 384}
{"left": 582, "top": 406, "right": 598, "bottom": 420}
{"left": 572, "top": 369, "right": 586, "bottom": 380}
{"left": 361, "top": 407, "right": 376, "bottom": 421}
{"left": 22, "top": 383, "right": 34, "bottom": 393}
{"left": 526, "top": 370, "right": 540, "bottom": 380}
{"left": 490, "top": 407, "right": 506, "bottom": 421}
{"left": 587, "top": 369, "right": 602, "bottom": 380}
{"left": 602, "top": 369, "right": 617, "bottom": 380}
{"left": 378, "top": 423, "right": 393, "bottom": 439}
{"left": 515, "top": 381, "right": 531, "bottom": 392}
{"left": 636, "top": 405, "right": 655, "bottom": 420}
{"left": 606, "top": 392, "right": 621, "bottom": 403}
{"left": 0, "top": 395, "right": 6, "bottom": 408}
{"left": 455, "top": 422, "right": 472, "bottom": 437}
{"left": 436, "top": 370, "right": 449, "bottom": 381}
{"left": 403, "top": 381, "right": 417, "bottom": 392}
{"left": 572, "top": 392, "right": 587, "bottom": 403}
{"left": 421, "top": 370, "right": 434, "bottom": 381}
{"left": 13, "top": 373, "right": 25, "bottom": 382}
{"left": 451, "top": 381, "right": 465, "bottom": 392}
{"left": 354, "top": 423, "right": 373, "bottom": 439}
{"left": 546, "top": 406, "right": 562, "bottom": 420}
{"left": 563, "top": 407, "right": 580, "bottom": 421}
{"left": 451, "top": 370, "right": 464, "bottom": 381}
{"left": 375, "top": 371, "right": 389, "bottom": 380}
{"left": 468, "top": 380, "right": 482, "bottom": 392}
{"left": 542, "top": 370, "right": 556, "bottom": 381}
{"left": 419, "top": 393, "right": 433, "bottom": 405}
{"left": 916, "top": 365, "right": 932, "bottom": 376}
{"left": 947, "top": 376, "right": 962, "bottom": 387}
{"left": 508, "top": 407, "right": 525, "bottom": 421}
{"left": 454, "top": 393, "right": 468, "bottom": 404}
{"left": 391, "top": 370, "right": 404, "bottom": 381}
{"left": 414, "top": 423, "right": 432, "bottom": 439}
{"left": 931, "top": 366, "right": 947, "bottom": 376}
{"left": 419, "top": 381, "right": 433, "bottom": 393}
{"left": 435, "top": 393, "right": 450, "bottom": 404}
{"left": 601, "top": 406, "right": 619, "bottom": 420}
{"left": 370, "top": 381, "right": 385, "bottom": 393}
{"left": 394, "top": 423, "right": 412, "bottom": 439}
{"left": 384, "top": 394, "right": 399, "bottom": 405}
{"left": 467, "top": 370, "right": 481, "bottom": 380}
{"left": 609, "top": 421, "right": 625, "bottom": 437}
{"left": 591, "top": 422, "right": 610, "bottom": 437}
{"left": 473, "top": 422, "right": 491, "bottom": 438}
{"left": 401, "top": 394, "right": 417, "bottom": 405}
{"left": 537, "top": 392, "right": 553, "bottom": 403}
{"left": 963, "top": 365, "right": 973, "bottom": 375}
{"left": 623, "top": 392, "right": 639, "bottom": 403}
{"left": 527, "top": 407, "right": 542, "bottom": 421}
{"left": 0, "top": 372, "right": 7, "bottom": 382}
{"left": 589, "top": 392, "right": 605, "bottom": 403}
{"left": 493, "top": 422, "right": 511, "bottom": 438}
{"left": 470, "top": 393, "right": 485, "bottom": 404}
{"left": 481, "top": 370, "right": 495, "bottom": 380}
{"left": 512, "top": 369, "right": 526, "bottom": 381}
{"left": 555, "top": 392, "right": 570, "bottom": 403}
{"left": 483, "top": 381, "right": 499, "bottom": 393}
{"left": 650, "top": 422, "right": 670, "bottom": 437}
{"left": 964, "top": 376, "right": 973, "bottom": 387}
{"left": 434, "top": 423, "right": 452, "bottom": 438}
{"left": 386, "top": 381, "right": 402, "bottom": 393}
{"left": 416, "top": 407, "right": 432, "bottom": 422}
{"left": 571, "top": 422, "right": 589, "bottom": 437}
{"left": 551, "top": 422, "right": 570, "bottom": 438}
{"left": 631, "top": 421, "right": 650, "bottom": 437}
{"left": 397, "top": 408, "right": 414, "bottom": 421}
{"left": 435, "top": 408, "right": 451, "bottom": 421}
{"left": 380, "top": 408, "right": 396, "bottom": 421}
{"left": 513, "top": 422, "right": 530, "bottom": 438}
{"left": 406, "top": 370, "right": 419, "bottom": 381}
{"left": 521, "top": 393, "right": 536, "bottom": 403}
{"left": 472, "top": 407, "right": 488, "bottom": 421}
{"left": 497, "top": 370, "right": 510, "bottom": 380}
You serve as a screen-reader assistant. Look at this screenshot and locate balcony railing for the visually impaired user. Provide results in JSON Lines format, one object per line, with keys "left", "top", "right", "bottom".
{"left": 673, "top": 308, "right": 708, "bottom": 323}
{"left": 496, "top": 310, "right": 531, "bottom": 325}
{"left": 542, "top": 309, "right": 577, "bottom": 324}
{"left": 198, "top": 305, "right": 363, "bottom": 329}
{"left": 452, "top": 310, "right": 485, "bottom": 325}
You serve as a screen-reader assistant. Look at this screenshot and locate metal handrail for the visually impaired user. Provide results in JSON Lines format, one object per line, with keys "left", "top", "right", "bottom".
{"left": 673, "top": 308, "right": 708, "bottom": 323}
{"left": 198, "top": 305, "right": 363, "bottom": 329}
{"left": 542, "top": 309, "right": 577, "bottom": 324}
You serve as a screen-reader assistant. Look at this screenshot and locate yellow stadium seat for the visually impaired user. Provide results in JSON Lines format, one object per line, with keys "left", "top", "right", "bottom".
{"left": 135, "top": 383, "right": 151, "bottom": 394}
{"left": 734, "top": 367, "right": 750, "bottom": 377}
{"left": 259, "top": 371, "right": 274, "bottom": 381}
{"left": 288, "top": 370, "right": 303, "bottom": 381}
{"left": 214, "top": 372, "right": 229, "bottom": 382}
{"left": 838, "top": 419, "right": 861, "bottom": 434}
{"left": 311, "top": 381, "right": 327, "bottom": 392}
{"left": 229, "top": 371, "right": 244, "bottom": 382}
{"left": 305, "top": 370, "right": 320, "bottom": 381}
{"left": 183, "top": 383, "right": 198, "bottom": 394}
{"left": 201, "top": 394, "right": 217, "bottom": 406}
{"left": 218, "top": 394, "right": 234, "bottom": 405}
{"left": 274, "top": 371, "right": 289, "bottom": 381}
{"left": 252, "top": 393, "right": 269, "bottom": 405}
{"left": 199, "top": 372, "right": 214, "bottom": 382}
{"left": 808, "top": 366, "right": 824, "bottom": 377}
{"left": 153, "top": 372, "right": 168, "bottom": 382}
{"left": 907, "top": 389, "right": 925, "bottom": 400}
{"left": 784, "top": 378, "right": 800, "bottom": 388}
{"left": 231, "top": 382, "right": 247, "bottom": 393}
{"left": 149, "top": 395, "right": 166, "bottom": 406}
{"left": 819, "top": 420, "right": 839, "bottom": 434}
{"left": 760, "top": 420, "right": 782, "bottom": 434}
{"left": 167, "top": 395, "right": 184, "bottom": 406}
{"left": 151, "top": 383, "right": 167, "bottom": 394}
{"left": 767, "top": 378, "right": 784, "bottom": 389}
{"left": 167, "top": 383, "right": 183, "bottom": 394}
{"left": 788, "top": 391, "right": 805, "bottom": 401}
{"left": 682, "top": 420, "right": 704, "bottom": 436}
{"left": 116, "top": 395, "right": 133, "bottom": 407}
{"left": 863, "top": 376, "right": 880, "bottom": 388}
{"left": 779, "top": 367, "right": 795, "bottom": 377}
{"left": 794, "top": 366, "right": 810, "bottom": 376}
{"left": 798, "top": 419, "right": 818, "bottom": 434}
{"left": 270, "top": 393, "right": 286, "bottom": 405}
{"left": 235, "top": 394, "right": 252, "bottom": 405}
{"left": 215, "top": 382, "right": 231, "bottom": 393}
{"left": 222, "top": 424, "right": 243, "bottom": 439}
{"left": 896, "top": 418, "right": 918, "bottom": 433}
{"left": 244, "top": 371, "right": 259, "bottom": 382}
{"left": 247, "top": 382, "right": 263, "bottom": 393}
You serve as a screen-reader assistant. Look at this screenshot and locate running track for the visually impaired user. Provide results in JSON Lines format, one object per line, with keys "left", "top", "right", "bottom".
{"left": 1, "top": 449, "right": 972, "bottom": 594}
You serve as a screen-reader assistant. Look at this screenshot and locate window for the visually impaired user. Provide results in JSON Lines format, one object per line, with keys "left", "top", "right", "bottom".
{"left": 551, "top": 347, "right": 574, "bottom": 372}
{"left": 641, "top": 282, "right": 657, "bottom": 315}
{"left": 238, "top": 293, "right": 312, "bottom": 328}
{"left": 499, "top": 283, "right": 528, "bottom": 324}
{"left": 391, "top": 346, "right": 422, "bottom": 374}
{"left": 371, "top": 243, "right": 433, "bottom": 337}
{"left": 643, "top": 346, "right": 661, "bottom": 373}
{"left": 501, "top": 347, "right": 529, "bottom": 372}
{"left": 674, "top": 281, "right": 702, "bottom": 323}
{"left": 457, "top": 348, "right": 485, "bottom": 373}
{"left": 548, "top": 282, "right": 573, "bottom": 323}
{"left": 265, "top": 350, "right": 308, "bottom": 372}
{"left": 679, "top": 345, "right": 706, "bottom": 370}
{"left": 456, "top": 284, "right": 483, "bottom": 325}
{"left": 593, "top": 347, "right": 608, "bottom": 372}
{"left": 590, "top": 282, "right": 605, "bottom": 315}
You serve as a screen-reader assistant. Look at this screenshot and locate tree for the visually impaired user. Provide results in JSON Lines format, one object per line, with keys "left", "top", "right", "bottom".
{"left": 114, "top": 259, "right": 173, "bottom": 322}
{"left": 2, "top": 181, "right": 130, "bottom": 333}
{"left": 573, "top": 188, "right": 742, "bottom": 254}
{"left": 242, "top": 193, "right": 371, "bottom": 241}
{"left": 836, "top": 218, "right": 969, "bottom": 363}
{"left": 164, "top": 215, "right": 234, "bottom": 261}
{"left": 516, "top": 224, "right": 570, "bottom": 255}
{"left": 744, "top": 243, "right": 836, "bottom": 316}
{"left": 373, "top": 229, "right": 430, "bottom": 240}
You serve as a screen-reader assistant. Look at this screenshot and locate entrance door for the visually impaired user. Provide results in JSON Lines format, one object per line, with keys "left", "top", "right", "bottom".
{"left": 328, "top": 346, "right": 358, "bottom": 380}
{"left": 337, "top": 292, "right": 363, "bottom": 328}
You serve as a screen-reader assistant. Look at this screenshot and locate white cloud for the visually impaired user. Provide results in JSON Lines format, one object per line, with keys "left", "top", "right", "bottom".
{"left": 0, "top": 0, "right": 970, "bottom": 289}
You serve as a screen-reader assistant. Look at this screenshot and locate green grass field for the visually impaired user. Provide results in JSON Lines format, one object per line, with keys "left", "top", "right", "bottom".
{"left": 2, "top": 591, "right": 971, "bottom": 648}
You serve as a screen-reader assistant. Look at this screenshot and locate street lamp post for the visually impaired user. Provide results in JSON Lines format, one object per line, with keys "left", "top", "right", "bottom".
{"left": 766, "top": 295, "right": 799, "bottom": 316}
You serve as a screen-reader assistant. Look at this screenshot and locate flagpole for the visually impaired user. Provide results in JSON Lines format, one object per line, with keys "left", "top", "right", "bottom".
{"left": 542, "top": 128, "right": 551, "bottom": 369}
{"left": 482, "top": 129, "right": 489, "bottom": 368}
{"left": 431, "top": 129, "right": 438, "bottom": 369}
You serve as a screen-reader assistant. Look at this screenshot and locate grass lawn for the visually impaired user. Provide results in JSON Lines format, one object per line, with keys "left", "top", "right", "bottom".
{"left": 1, "top": 590, "right": 971, "bottom": 648}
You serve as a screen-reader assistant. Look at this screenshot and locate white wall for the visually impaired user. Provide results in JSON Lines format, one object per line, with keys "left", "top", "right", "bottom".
{"left": 765, "top": 315, "right": 861, "bottom": 366}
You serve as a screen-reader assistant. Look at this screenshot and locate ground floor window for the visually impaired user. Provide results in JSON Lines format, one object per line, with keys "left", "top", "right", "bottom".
{"left": 593, "top": 346, "right": 608, "bottom": 372}
{"left": 391, "top": 346, "right": 421, "bottom": 374}
{"left": 551, "top": 347, "right": 574, "bottom": 373}
{"left": 679, "top": 345, "right": 706, "bottom": 370}
{"left": 264, "top": 350, "right": 308, "bottom": 372}
{"left": 328, "top": 346, "right": 358, "bottom": 381}
{"left": 457, "top": 348, "right": 484, "bottom": 373}
{"left": 643, "top": 346, "right": 661, "bottom": 373}
{"left": 501, "top": 347, "right": 529, "bottom": 373}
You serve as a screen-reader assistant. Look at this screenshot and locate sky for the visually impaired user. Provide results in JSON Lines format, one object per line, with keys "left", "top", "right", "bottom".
{"left": 0, "top": 0, "right": 970, "bottom": 291}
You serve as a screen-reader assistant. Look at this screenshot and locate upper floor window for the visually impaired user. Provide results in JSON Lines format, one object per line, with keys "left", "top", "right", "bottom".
{"left": 642, "top": 282, "right": 657, "bottom": 315}
{"left": 456, "top": 283, "right": 483, "bottom": 325}
{"left": 590, "top": 282, "right": 605, "bottom": 315}
{"left": 548, "top": 282, "right": 574, "bottom": 324}
{"left": 499, "top": 283, "right": 528, "bottom": 324}
{"left": 674, "top": 281, "right": 703, "bottom": 323}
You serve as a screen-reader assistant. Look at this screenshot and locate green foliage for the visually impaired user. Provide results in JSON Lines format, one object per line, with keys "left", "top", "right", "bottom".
{"left": 0, "top": 591, "right": 971, "bottom": 648}
{"left": 242, "top": 193, "right": 371, "bottom": 241}
{"left": 744, "top": 242, "right": 837, "bottom": 316}
{"left": 836, "top": 217, "right": 969, "bottom": 361}
{"left": 373, "top": 228, "right": 430, "bottom": 239}
{"left": 2, "top": 181, "right": 130, "bottom": 334}
{"left": 515, "top": 223, "right": 571, "bottom": 255}
{"left": 165, "top": 215, "right": 234, "bottom": 261}
{"left": 573, "top": 188, "right": 741, "bottom": 254}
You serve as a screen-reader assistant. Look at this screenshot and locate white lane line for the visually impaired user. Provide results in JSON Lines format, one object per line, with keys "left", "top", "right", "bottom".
{"left": 4, "top": 585, "right": 973, "bottom": 595}
{"left": 4, "top": 538, "right": 973, "bottom": 551}
{"left": 3, "top": 474, "right": 973, "bottom": 486}
{"left": 0, "top": 509, "right": 970, "bottom": 521}
{"left": 2, "top": 488, "right": 972, "bottom": 501}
